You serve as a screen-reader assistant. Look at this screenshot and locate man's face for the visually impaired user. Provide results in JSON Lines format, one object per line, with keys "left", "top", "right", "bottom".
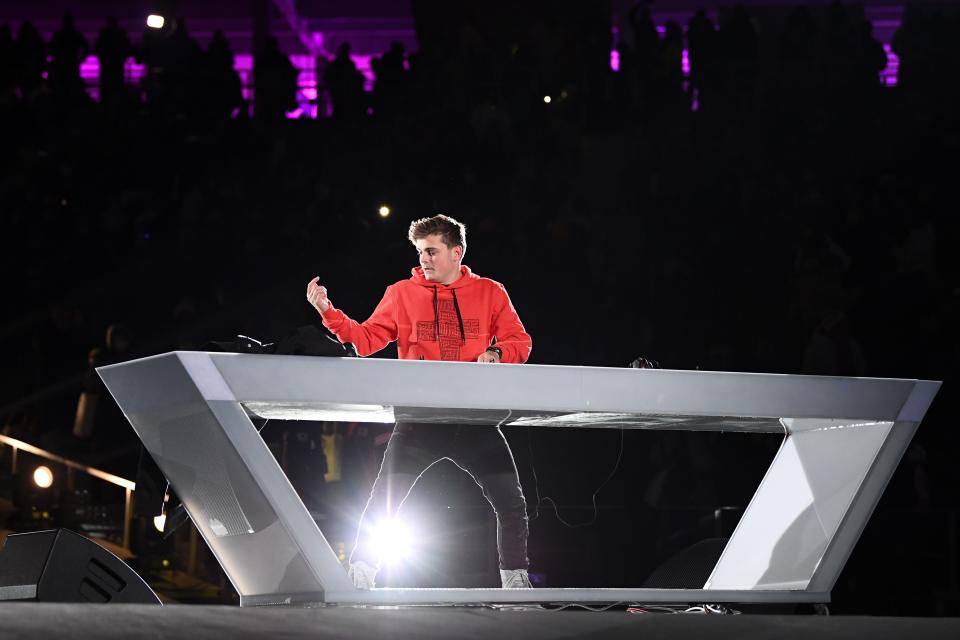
{"left": 415, "top": 234, "right": 462, "bottom": 284}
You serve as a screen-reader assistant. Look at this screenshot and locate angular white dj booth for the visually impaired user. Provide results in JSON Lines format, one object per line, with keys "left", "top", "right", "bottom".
{"left": 98, "top": 352, "right": 940, "bottom": 606}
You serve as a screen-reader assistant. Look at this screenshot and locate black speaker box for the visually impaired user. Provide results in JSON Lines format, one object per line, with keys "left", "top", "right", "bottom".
{"left": 0, "top": 529, "right": 161, "bottom": 604}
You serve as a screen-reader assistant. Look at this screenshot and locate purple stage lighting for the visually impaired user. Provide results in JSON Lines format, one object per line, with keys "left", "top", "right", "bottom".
{"left": 70, "top": 6, "right": 902, "bottom": 118}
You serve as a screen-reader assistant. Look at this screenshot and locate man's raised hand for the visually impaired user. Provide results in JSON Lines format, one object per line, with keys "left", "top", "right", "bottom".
{"left": 306, "top": 276, "right": 331, "bottom": 313}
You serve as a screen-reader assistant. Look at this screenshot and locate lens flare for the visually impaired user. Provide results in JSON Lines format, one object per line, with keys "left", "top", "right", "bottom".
{"left": 372, "top": 519, "right": 413, "bottom": 563}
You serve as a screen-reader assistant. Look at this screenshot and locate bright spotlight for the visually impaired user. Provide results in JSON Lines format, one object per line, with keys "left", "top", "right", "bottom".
{"left": 33, "top": 465, "right": 54, "bottom": 489}
{"left": 153, "top": 513, "right": 167, "bottom": 533}
{"left": 543, "top": 95, "right": 552, "bottom": 104}
{"left": 146, "top": 14, "right": 165, "bottom": 29}
{"left": 372, "top": 519, "right": 413, "bottom": 564}
{"left": 378, "top": 205, "right": 391, "bottom": 218}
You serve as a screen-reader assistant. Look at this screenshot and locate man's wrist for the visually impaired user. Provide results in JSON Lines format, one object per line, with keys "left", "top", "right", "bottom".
{"left": 485, "top": 346, "right": 503, "bottom": 361}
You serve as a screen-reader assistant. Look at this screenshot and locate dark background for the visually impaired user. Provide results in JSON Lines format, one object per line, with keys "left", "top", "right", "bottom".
{"left": 0, "top": 0, "right": 956, "bottom": 615}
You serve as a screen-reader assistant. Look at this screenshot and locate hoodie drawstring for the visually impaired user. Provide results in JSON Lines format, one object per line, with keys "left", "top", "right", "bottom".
{"left": 451, "top": 288, "right": 466, "bottom": 344}
{"left": 432, "top": 286, "right": 440, "bottom": 342}
{"left": 433, "top": 285, "right": 466, "bottom": 344}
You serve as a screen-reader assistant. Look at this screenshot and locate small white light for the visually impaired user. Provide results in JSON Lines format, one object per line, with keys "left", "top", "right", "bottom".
{"left": 33, "top": 466, "right": 54, "bottom": 489}
{"left": 378, "top": 205, "right": 391, "bottom": 218}
{"left": 146, "top": 14, "right": 165, "bottom": 29}
{"left": 153, "top": 514, "right": 167, "bottom": 533}
{"left": 543, "top": 95, "right": 552, "bottom": 104}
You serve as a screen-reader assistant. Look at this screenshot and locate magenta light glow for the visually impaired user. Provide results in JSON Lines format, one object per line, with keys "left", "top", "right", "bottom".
{"left": 610, "top": 48, "right": 690, "bottom": 77}
{"left": 76, "top": 37, "right": 900, "bottom": 117}
{"left": 79, "top": 51, "right": 375, "bottom": 118}
{"left": 881, "top": 44, "right": 899, "bottom": 86}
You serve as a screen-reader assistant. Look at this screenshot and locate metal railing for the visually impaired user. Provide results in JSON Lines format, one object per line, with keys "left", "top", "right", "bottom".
{"left": 0, "top": 434, "right": 136, "bottom": 549}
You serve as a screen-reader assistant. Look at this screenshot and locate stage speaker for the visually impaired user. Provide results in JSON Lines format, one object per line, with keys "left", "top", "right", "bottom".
{"left": 642, "top": 537, "right": 728, "bottom": 589}
{"left": 0, "top": 529, "right": 161, "bottom": 604}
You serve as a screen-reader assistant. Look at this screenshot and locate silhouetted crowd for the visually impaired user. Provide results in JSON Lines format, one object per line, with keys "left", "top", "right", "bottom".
{"left": 1, "top": 2, "right": 958, "bottom": 612}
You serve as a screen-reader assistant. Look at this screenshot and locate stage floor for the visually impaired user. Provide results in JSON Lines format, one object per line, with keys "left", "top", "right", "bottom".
{"left": 1, "top": 602, "right": 958, "bottom": 640}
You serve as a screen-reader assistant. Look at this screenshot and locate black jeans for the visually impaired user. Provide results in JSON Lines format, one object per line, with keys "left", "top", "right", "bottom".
{"left": 350, "top": 422, "right": 529, "bottom": 570}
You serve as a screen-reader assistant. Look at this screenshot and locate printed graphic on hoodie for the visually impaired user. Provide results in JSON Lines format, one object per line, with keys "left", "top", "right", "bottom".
{"left": 417, "top": 299, "right": 480, "bottom": 360}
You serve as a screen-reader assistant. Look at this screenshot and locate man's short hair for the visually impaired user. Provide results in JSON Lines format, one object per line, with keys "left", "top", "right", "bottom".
{"left": 408, "top": 214, "right": 467, "bottom": 252}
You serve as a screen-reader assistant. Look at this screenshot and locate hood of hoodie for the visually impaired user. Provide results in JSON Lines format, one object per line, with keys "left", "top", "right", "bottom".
{"left": 409, "top": 264, "right": 479, "bottom": 289}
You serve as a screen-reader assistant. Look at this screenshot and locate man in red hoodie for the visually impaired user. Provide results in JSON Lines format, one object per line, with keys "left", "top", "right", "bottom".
{"left": 306, "top": 214, "right": 533, "bottom": 589}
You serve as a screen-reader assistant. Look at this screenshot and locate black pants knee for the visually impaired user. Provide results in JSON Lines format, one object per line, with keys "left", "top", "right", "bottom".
{"left": 350, "top": 422, "right": 529, "bottom": 570}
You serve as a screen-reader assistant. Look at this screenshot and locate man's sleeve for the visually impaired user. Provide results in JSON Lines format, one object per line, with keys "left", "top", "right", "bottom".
{"left": 320, "top": 286, "right": 399, "bottom": 357}
{"left": 490, "top": 283, "right": 532, "bottom": 364}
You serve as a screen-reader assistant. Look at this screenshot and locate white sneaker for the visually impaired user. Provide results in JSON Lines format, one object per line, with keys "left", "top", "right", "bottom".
{"left": 500, "top": 568, "right": 533, "bottom": 589}
{"left": 349, "top": 560, "right": 378, "bottom": 589}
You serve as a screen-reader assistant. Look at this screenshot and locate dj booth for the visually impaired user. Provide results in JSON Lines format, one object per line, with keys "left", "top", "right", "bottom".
{"left": 98, "top": 352, "right": 940, "bottom": 606}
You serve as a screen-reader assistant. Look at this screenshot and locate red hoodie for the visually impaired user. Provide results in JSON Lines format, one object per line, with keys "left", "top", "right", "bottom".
{"left": 320, "top": 265, "right": 532, "bottom": 363}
